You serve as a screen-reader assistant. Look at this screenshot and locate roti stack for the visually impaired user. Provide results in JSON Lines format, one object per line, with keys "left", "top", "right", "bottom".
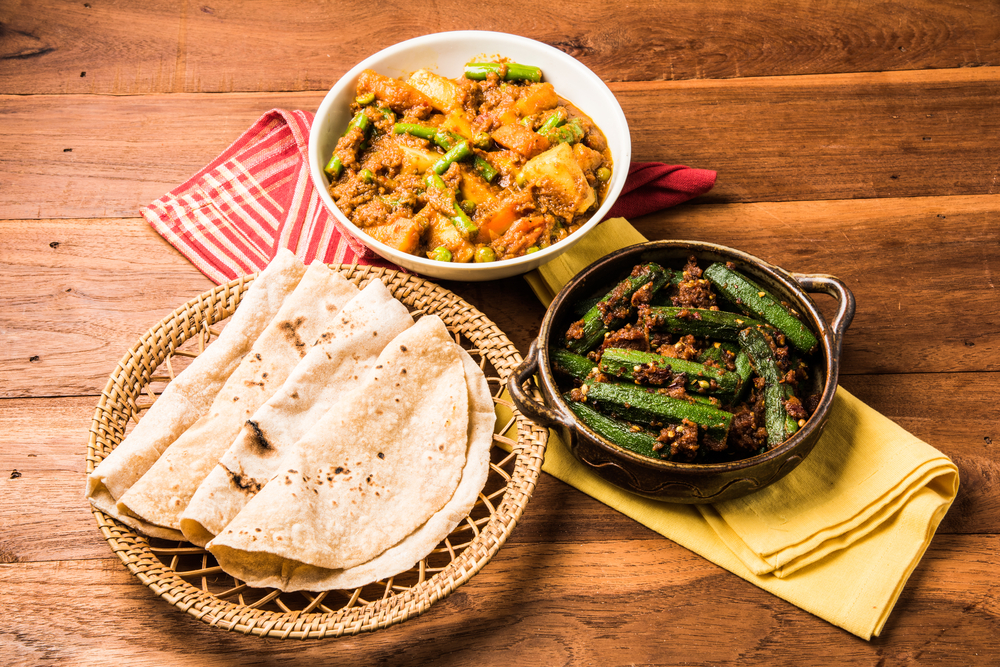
{"left": 180, "top": 279, "right": 415, "bottom": 546}
{"left": 86, "top": 248, "right": 308, "bottom": 538}
{"left": 116, "top": 261, "right": 359, "bottom": 535}
{"left": 208, "top": 314, "right": 494, "bottom": 591}
{"left": 88, "top": 251, "right": 497, "bottom": 591}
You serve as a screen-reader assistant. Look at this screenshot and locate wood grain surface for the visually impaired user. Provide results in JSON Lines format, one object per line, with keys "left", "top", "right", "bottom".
{"left": 1, "top": 0, "right": 998, "bottom": 664}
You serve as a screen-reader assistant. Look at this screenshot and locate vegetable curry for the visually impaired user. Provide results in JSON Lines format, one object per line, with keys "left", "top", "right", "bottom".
{"left": 325, "top": 61, "right": 613, "bottom": 263}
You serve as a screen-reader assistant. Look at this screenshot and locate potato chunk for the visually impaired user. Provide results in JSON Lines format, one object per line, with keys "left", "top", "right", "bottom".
{"left": 520, "top": 143, "right": 597, "bottom": 216}
{"left": 406, "top": 69, "right": 463, "bottom": 112}
{"left": 367, "top": 217, "right": 427, "bottom": 254}
{"left": 396, "top": 143, "right": 441, "bottom": 173}
{"left": 424, "top": 211, "right": 475, "bottom": 263}
{"left": 357, "top": 69, "right": 434, "bottom": 115}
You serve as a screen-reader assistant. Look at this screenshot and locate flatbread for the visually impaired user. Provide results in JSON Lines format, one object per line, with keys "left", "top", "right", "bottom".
{"left": 116, "top": 262, "right": 359, "bottom": 534}
{"left": 290, "top": 346, "right": 494, "bottom": 591}
{"left": 208, "top": 314, "right": 493, "bottom": 590}
{"left": 86, "top": 249, "right": 307, "bottom": 537}
{"left": 180, "top": 279, "right": 415, "bottom": 546}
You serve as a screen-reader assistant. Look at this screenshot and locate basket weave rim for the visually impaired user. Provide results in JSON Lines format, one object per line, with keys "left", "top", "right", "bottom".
{"left": 85, "top": 264, "right": 548, "bottom": 639}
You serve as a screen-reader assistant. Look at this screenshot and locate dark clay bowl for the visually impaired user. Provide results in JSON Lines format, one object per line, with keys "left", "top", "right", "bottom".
{"left": 508, "top": 240, "right": 855, "bottom": 503}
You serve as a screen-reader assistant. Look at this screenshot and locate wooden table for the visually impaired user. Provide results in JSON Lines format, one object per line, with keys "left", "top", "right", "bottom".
{"left": 2, "top": 2, "right": 998, "bottom": 664}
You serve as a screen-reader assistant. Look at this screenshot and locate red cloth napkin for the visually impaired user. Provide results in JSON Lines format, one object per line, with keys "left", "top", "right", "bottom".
{"left": 144, "top": 109, "right": 716, "bottom": 284}
{"left": 604, "top": 162, "right": 717, "bottom": 221}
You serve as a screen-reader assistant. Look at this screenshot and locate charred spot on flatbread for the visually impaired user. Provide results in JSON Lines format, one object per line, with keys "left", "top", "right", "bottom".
{"left": 279, "top": 316, "right": 309, "bottom": 355}
{"left": 245, "top": 420, "right": 272, "bottom": 452}
{"left": 226, "top": 467, "right": 264, "bottom": 495}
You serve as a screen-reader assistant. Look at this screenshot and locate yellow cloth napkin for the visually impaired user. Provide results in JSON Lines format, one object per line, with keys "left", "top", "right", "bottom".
{"left": 515, "top": 217, "right": 959, "bottom": 640}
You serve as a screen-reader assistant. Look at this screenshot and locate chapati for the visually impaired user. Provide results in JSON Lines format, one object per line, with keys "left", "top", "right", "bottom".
{"left": 116, "top": 261, "right": 359, "bottom": 533}
{"left": 180, "top": 278, "right": 415, "bottom": 546}
{"left": 86, "top": 249, "right": 307, "bottom": 537}
{"left": 207, "top": 314, "right": 494, "bottom": 590}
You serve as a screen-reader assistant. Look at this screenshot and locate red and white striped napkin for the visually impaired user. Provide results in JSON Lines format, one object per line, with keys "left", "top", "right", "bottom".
{"left": 144, "top": 109, "right": 715, "bottom": 284}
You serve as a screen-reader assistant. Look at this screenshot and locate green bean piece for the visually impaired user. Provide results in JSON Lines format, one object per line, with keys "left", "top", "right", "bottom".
{"left": 344, "top": 111, "right": 370, "bottom": 136}
{"left": 425, "top": 172, "right": 478, "bottom": 238}
{"left": 426, "top": 172, "right": 446, "bottom": 190}
{"left": 356, "top": 92, "right": 375, "bottom": 105}
{"left": 359, "top": 169, "right": 374, "bottom": 183}
{"left": 464, "top": 62, "right": 543, "bottom": 82}
{"left": 473, "top": 156, "right": 499, "bottom": 183}
{"left": 539, "top": 108, "right": 567, "bottom": 133}
{"left": 433, "top": 130, "right": 499, "bottom": 183}
{"left": 394, "top": 122, "right": 437, "bottom": 140}
{"left": 324, "top": 155, "right": 343, "bottom": 179}
{"left": 596, "top": 167, "right": 612, "bottom": 182}
{"left": 432, "top": 141, "right": 473, "bottom": 175}
{"left": 428, "top": 246, "right": 453, "bottom": 262}
{"left": 474, "top": 246, "right": 497, "bottom": 263}
{"left": 526, "top": 246, "right": 540, "bottom": 254}
{"left": 450, "top": 206, "right": 478, "bottom": 238}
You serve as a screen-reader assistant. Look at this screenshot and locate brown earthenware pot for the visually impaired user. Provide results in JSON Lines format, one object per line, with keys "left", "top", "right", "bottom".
{"left": 508, "top": 240, "right": 855, "bottom": 503}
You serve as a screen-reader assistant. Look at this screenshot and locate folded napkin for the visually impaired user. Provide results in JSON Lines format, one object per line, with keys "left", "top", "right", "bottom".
{"left": 143, "top": 109, "right": 715, "bottom": 282}
{"left": 516, "top": 217, "right": 960, "bottom": 640}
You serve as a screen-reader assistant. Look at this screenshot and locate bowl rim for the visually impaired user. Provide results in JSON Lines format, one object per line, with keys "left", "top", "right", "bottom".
{"left": 535, "top": 239, "right": 841, "bottom": 473}
{"left": 307, "top": 30, "right": 632, "bottom": 280}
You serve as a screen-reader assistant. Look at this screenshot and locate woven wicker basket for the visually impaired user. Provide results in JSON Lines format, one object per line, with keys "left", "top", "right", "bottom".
{"left": 85, "top": 265, "right": 547, "bottom": 638}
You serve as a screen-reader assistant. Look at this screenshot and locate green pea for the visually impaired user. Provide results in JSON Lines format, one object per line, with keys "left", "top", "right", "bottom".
{"left": 473, "top": 132, "right": 492, "bottom": 149}
{"left": 525, "top": 246, "right": 540, "bottom": 254}
{"left": 596, "top": 167, "right": 612, "bottom": 182}
{"left": 429, "top": 246, "right": 453, "bottom": 262}
{"left": 356, "top": 92, "right": 375, "bottom": 106}
{"left": 459, "top": 199, "right": 476, "bottom": 216}
{"left": 515, "top": 171, "right": 527, "bottom": 187}
{"left": 474, "top": 247, "right": 497, "bottom": 263}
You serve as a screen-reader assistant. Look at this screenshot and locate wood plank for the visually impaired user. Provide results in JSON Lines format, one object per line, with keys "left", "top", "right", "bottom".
{"left": 0, "top": 219, "right": 215, "bottom": 399}
{"left": 0, "top": 536, "right": 997, "bottom": 664}
{"left": 3, "top": 369, "right": 995, "bottom": 564}
{"left": 1, "top": 0, "right": 998, "bottom": 94}
{"left": 1, "top": 68, "right": 997, "bottom": 218}
{"left": 621, "top": 67, "right": 1000, "bottom": 203}
{"left": 3, "top": 193, "right": 997, "bottom": 397}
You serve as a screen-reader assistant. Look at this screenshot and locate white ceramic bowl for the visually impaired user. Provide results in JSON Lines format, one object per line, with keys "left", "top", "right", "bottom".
{"left": 308, "top": 30, "right": 632, "bottom": 282}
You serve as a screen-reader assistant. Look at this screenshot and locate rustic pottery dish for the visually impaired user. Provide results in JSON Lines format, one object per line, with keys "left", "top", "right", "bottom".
{"left": 508, "top": 240, "right": 856, "bottom": 503}
{"left": 307, "top": 30, "right": 631, "bottom": 282}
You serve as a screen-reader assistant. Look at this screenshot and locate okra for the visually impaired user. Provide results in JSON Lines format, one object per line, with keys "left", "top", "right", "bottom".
{"left": 550, "top": 348, "right": 597, "bottom": 383}
{"left": 703, "top": 262, "right": 819, "bottom": 354}
{"left": 580, "top": 381, "right": 732, "bottom": 449}
{"left": 643, "top": 306, "right": 764, "bottom": 341}
{"left": 763, "top": 384, "right": 800, "bottom": 446}
{"left": 597, "top": 348, "right": 743, "bottom": 396}
{"left": 565, "top": 263, "right": 670, "bottom": 354}
{"left": 738, "top": 325, "right": 801, "bottom": 446}
{"left": 565, "top": 398, "right": 666, "bottom": 460}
